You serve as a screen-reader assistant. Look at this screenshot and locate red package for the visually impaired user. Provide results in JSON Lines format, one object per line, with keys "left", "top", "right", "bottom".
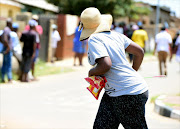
{"left": 85, "top": 76, "right": 107, "bottom": 100}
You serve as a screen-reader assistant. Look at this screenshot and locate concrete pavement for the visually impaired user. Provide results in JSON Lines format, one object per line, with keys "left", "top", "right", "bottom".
{"left": 0, "top": 56, "right": 180, "bottom": 129}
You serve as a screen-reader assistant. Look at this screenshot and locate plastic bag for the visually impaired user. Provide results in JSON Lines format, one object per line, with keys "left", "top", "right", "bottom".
{"left": 85, "top": 76, "right": 107, "bottom": 100}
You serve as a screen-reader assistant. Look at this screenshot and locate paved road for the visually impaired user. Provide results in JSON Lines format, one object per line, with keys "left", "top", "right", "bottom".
{"left": 0, "top": 56, "right": 180, "bottom": 129}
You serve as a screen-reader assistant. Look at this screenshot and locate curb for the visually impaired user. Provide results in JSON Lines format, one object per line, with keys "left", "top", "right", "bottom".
{"left": 154, "top": 95, "right": 180, "bottom": 120}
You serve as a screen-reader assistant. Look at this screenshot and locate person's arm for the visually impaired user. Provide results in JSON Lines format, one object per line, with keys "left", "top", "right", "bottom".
{"left": 2, "top": 34, "right": 10, "bottom": 54}
{"left": 169, "top": 43, "right": 172, "bottom": 62}
{"left": 2, "top": 41, "right": 10, "bottom": 54}
{"left": 153, "top": 43, "right": 157, "bottom": 55}
{"left": 125, "top": 42, "right": 144, "bottom": 71}
{"left": 88, "top": 56, "right": 112, "bottom": 77}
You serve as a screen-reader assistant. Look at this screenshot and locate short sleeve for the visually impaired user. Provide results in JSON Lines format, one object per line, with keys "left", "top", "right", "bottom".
{"left": 121, "top": 34, "right": 131, "bottom": 49}
{"left": 131, "top": 31, "right": 136, "bottom": 42}
{"left": 144, "top": 31, "right": 148, "bottom": 41}
{"left": 88, "top": 36, "right": 109, "bottom": 65}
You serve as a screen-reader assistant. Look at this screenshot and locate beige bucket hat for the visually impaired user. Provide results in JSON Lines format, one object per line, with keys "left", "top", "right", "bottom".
{"left": 32, "top": 15, "right": 39, "bottom": 20}
{"left": 79, "top": 7, "right": 113, "bottom": 41}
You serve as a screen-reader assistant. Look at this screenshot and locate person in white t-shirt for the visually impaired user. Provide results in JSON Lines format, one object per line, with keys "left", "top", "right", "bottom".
{"left": 51, "top": 24, "right": 61, "bottom": 63}
{"left": 154, "top": 27, "right": 172, "bottom": 75}
{"left": 79, "top": 7, "right": 148, "bottom": 128}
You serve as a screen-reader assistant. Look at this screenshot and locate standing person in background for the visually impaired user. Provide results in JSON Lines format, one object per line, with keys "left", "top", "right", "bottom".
{"left": 73, "top": 23, "right": 87, "bottom": 66}
{"left": 51, "top": 24, "right": 61, "bottom": 63}
{"left": 154, "top": 27, "right": 172, "bottom": 76}
{"left": 131, "top": 25, "right": 148, "bottom": 52}
{"left": 20, "top": 20, "right": 37, "bottom": 82}
{"left": 1, "top": 18, "right": 12, "bottom": 83}
{"left": 25, "top": 14, "right": 43, "bottom": 80}
{"left": 11, "top": 23, "right": 22, "bottom": 66}
{"left": 10, "top": 23, "right": 22, "bottom": 80}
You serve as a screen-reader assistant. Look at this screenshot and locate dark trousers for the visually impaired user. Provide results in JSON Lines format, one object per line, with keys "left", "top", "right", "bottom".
{"left": 21, "top": 55, "right": 32, "bottom": 73}
{"left": 93, "top": 91, "right": 148, "bottom": 129}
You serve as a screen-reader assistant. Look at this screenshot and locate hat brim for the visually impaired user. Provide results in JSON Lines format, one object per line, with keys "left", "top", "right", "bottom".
{"left": 79, "top": 14, "right": 112, "bottom": 41}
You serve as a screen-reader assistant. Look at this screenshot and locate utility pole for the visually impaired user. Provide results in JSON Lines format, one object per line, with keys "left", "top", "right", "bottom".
{"left": 155, "top": 0, "right": 160, "bottom": 36}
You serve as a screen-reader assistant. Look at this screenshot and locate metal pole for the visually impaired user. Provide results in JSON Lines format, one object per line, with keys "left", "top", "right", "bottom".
{"left": 155, "top": 0, "right": 160, "bottom": 36}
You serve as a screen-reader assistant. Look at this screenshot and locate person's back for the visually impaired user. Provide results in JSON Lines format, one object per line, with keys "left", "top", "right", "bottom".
{"left": 73, "top": 27, "right": 81, "bottom": 43}
{"left": 88, "top": 31, "right": 148, "bottom": 96}
{"left": 21, "top": 30, "right": 36, "bottom": 57}
{"left": 73, "top": 27, "right": 82, "bottom": 53}
{"left": 132, "top": 29, "right": 148, "bottom": 49}
{"left": 155, "top": 30, "right": 172, "bottom": 53}
{"left": 10, "top": 31, "right": 19, "bottom": 49}
{"left": 2, "top": 26, "right": 12, "bottom": 50}
{"left": 154, "top": 28, "right": 172, "bottom": 75}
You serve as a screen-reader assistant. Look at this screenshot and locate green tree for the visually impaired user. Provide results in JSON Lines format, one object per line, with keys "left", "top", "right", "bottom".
{"left": 46, "top": 0, "right": 150, "bottom": 19}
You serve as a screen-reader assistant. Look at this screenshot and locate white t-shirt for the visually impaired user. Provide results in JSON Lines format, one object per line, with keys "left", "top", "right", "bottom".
{"left": 155, "top": 31, "right": 172, "bottom": 53}
{"left": 88, "top": 31, "right": 148, "bottom": 97}
{"left": 51, "top": 30, "right": 61, "bottom": 48}
{"left": 10, "top": 31, "right": 22, "bottom": 54}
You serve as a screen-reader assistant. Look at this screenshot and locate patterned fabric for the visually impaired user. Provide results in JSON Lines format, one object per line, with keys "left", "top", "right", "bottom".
{"left": 93, "top": 91, "right": 148, "bottom": 129}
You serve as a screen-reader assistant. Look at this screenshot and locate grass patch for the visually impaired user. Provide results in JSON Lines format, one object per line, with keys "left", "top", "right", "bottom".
{"left": 150, "top": 95, "right": 160, "bottom": 103}
{"left": 0, "top": 60, "right": 74, "bottom": 83}
{"left": 176, "top": 93, "right": 180, "bottom": 96}
{"left": 164, "top": 102, "right": 180, "bottom": 107}
{"left": 0, "top": 71, "right": 19, "bottom": 83}
{"left": 144, "top": 52, "right": 153, "bottom": 57}
{"left": 35, "top": 60, "right": 74, "bottom": 76}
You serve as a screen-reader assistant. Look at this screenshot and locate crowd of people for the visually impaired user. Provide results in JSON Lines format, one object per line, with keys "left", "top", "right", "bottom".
{"left": 0, "top": 16, "right": 64, "bottom": 83}
{"left": 0, "top": 15, "right": 44, "bottom": 83}
{"left": 1, "top": 14, "right": 180, "bottom": 83}
{"left": 111, "top": 21, "right": 180, "bottom": 75}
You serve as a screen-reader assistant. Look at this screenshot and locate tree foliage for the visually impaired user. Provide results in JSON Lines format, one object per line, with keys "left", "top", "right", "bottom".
{"left": 46, "top": 0, "right": 150, "bottom": 19}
